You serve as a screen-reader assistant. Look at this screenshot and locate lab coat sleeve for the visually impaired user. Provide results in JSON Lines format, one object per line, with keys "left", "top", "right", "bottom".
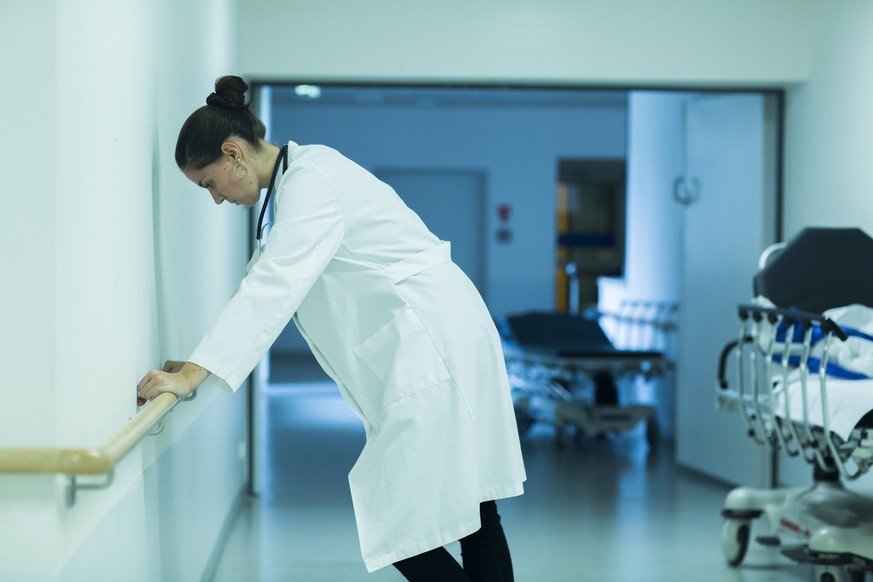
{"left": 188, "top": 165, "right": 345, "bottom": 392}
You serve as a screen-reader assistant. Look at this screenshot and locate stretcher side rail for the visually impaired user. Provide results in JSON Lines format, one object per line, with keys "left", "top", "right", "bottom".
{"left": 719, "top": 304, "right": 872, "bottom": 481}
{"left": 0, "top": 391, "right": 193, "bottom": 505}
{"left": 586, "top": 300, "right": 678, "bottom": 358}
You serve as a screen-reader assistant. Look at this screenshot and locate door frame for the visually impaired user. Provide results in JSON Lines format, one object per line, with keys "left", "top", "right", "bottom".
{"left": 246, "top": 82, "right": 785, "bottom": 494}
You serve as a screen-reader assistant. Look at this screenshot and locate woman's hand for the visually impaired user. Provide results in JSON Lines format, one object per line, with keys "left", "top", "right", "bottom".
{"left": 137, "top": 361, "right": 210, "bottom": 405}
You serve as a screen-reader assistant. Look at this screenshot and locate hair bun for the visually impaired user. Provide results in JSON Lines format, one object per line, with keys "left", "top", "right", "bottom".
{"left": 206, "top": 75, "right": 249, "bottom": 110}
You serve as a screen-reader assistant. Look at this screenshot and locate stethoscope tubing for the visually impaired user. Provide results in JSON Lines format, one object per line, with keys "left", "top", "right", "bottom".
{"left": 256, "top": 144, "right": 289, "bottom": 243}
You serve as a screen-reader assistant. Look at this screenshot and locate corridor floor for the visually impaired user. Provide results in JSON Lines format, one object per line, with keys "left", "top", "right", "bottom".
{"left": 209, "top": 360, "right": 812, "bottom": 582}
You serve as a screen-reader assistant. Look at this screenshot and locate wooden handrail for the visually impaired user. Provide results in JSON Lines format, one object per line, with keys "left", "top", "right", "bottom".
{"left": 0, "top": 392, "right": 180, "bottom": 475}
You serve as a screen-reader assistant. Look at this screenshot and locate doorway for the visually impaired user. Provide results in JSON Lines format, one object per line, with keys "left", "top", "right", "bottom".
{"left": 556, "top": 158, "right": 626, "bottom": 312}
{"left": 248, "top": 83, "right": 782, "bottom": 494}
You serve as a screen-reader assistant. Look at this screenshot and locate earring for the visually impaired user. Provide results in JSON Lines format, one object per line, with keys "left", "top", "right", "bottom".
{"left": 233, "top": 161, "right": 248, "bottom": 179}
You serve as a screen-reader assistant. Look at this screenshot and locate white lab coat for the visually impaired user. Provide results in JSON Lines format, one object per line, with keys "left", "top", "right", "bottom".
{"left": 189, "top": 142, "right": 526, "bottom": 572}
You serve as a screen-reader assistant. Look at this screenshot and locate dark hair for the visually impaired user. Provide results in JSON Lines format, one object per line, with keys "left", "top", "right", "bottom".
{"left": 175, "top": 76, "right": 267, "bottom": 169}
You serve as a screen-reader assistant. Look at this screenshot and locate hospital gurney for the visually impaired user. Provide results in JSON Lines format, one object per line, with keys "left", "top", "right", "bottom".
{"left": 500, "top": 310, "right": 671, "bottom": 448}
{"left": 717, "top": 227, "right": 873, "bottom": 582}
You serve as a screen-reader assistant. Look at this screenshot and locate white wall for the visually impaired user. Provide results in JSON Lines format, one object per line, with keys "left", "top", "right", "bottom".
{"left": 0, "top": 1, "right": 248, "bottom": 580}
{"left": 783, "top": 1, "right": 873, "bottom": 237}
{"left": 0, "top": 1, "right": 61, "bottom": 570}
{"left": 240, "top": 0, "right": 808, "bottom": 87}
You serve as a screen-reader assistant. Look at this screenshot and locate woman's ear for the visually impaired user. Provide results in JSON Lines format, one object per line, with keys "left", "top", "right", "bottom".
{"left": 221, "top": 140, "right": 243, "bottom": 161}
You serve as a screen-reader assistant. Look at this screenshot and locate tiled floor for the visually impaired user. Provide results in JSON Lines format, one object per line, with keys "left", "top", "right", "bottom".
{"left": 209, "top": 355, "right": 815, "bottom": 581}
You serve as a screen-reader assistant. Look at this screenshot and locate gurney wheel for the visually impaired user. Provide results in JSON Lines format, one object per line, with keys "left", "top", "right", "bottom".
{"left": 720, "top": 519, "right": 751, "bottom": 566}
{"left": 814, "top": 565, "right": 865, "bottom": 582}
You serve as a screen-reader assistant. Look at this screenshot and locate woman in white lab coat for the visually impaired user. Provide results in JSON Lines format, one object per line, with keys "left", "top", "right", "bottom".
{"left": 137, "top": 76, "right": 526, "bottom": 580}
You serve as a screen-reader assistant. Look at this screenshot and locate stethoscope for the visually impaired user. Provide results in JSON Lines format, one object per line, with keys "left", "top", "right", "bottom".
{"left": 254, "top": 144, "right": 288, "bottom": 259}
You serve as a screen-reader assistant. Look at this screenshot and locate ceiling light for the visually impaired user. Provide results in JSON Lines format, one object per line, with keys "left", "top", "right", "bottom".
{"left": 294, "top": 85, "right": 322, "bottom": 99}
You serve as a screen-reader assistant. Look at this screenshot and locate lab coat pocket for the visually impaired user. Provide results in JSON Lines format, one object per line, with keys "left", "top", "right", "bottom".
{"left": 354, "top": 307, "right": 452, "bottom": 408}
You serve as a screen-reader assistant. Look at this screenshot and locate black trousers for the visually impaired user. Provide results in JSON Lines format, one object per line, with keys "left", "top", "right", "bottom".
{"left": 393, "top": 500, "right": 514, "bottom": 582}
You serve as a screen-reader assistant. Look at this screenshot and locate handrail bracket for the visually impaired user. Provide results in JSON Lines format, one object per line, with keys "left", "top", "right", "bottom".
{"left": 66, "top": 470, "right": 115, "bottom": 507}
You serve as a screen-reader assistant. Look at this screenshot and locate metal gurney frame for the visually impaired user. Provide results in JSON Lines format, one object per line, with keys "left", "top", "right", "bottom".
{"left": 500, "top": 309, "right": 673, "bottom": 448}
{"left": 716, "top": 227, "right": 873, "bottom": 582}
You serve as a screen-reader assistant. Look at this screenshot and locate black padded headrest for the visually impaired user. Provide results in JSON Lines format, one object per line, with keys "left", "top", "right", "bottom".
{"left": 754, "top": 227, "right": 873, "bottom": 313}
{"left": 502, "top": 311, "right": 613, "bottom": 349}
